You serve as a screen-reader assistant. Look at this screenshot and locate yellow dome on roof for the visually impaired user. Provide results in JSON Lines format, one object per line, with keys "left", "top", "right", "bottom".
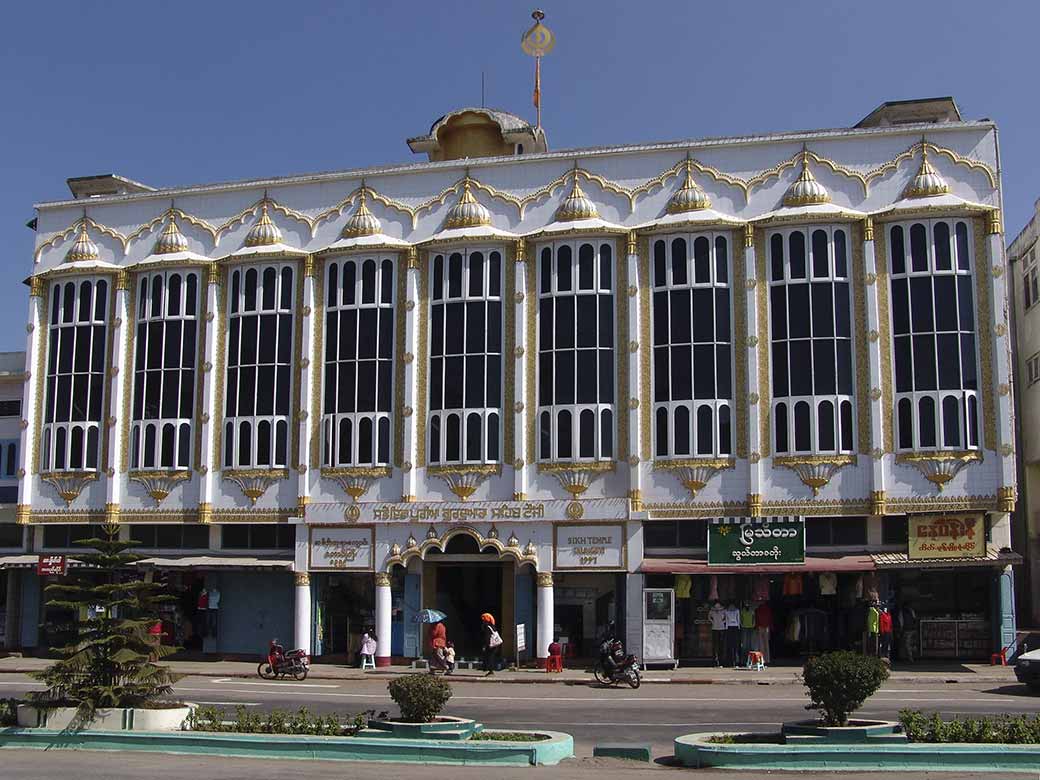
{"left": 245, "top": 201, "right": 283, "bottom": 247}
{"left": 783, "top": 150, "right": 831, "bottom": 207}
{"left": 445, "top": 179, "right": 492, "bottom": 229}
{"left": 342, "top": 190, "right": 382, "bottom": 238}
{"left": 65, "top": 222, "right": 100, "bottom": 263}
{"left": 555, "top": 174, "right": 599, "bottom": 221}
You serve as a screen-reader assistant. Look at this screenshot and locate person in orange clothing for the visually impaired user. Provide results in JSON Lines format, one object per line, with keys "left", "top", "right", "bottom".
{"left": 429, "top": 620, "right": 447, "bottom": 673}
{"left": 480, "top": 612, "right": 503, "bottom": 677}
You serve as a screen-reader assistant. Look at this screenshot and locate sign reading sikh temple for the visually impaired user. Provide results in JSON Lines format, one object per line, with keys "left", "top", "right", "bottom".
{"left": 308, "top": 526, "right": 375, "bottom": 571}
{"left": 553, "top": 523, "right": 626, "bottom": 571}
{"left": 708, "top": 518, "right": 805, "bottom": 566}
{"left": 908, "top": 514, "right": 985, "bottom": 560}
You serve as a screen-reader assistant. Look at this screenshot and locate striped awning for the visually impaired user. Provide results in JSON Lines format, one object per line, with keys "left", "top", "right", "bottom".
{"left": 709, "top": 517, "right": 801, "bottom": 524}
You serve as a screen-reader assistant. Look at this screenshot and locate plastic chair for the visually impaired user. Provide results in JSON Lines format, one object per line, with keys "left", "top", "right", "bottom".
{"left": 746, "top": 651, "right": 765, "bottom": 671}
{"left": 546, "top": 642, "right": 563, "bottom": 672}
{"left": 360, "top": 654, "right": 375, "bottom": 671}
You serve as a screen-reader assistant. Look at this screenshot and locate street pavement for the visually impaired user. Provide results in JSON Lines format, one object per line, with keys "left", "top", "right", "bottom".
{"left": 0, "top": 749, "right": 1035, "bottom": 780}
{"left": 0, "top": 672, "right": 1037, "bottom": 758}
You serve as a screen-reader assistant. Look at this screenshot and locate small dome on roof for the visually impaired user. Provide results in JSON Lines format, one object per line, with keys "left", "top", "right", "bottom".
{"left": 342, "top": 190, "right": 382, "bottom": 238}
{"left": 153, "top": 215, "right": 189, "bottom": 255}
{"left": 65, "top": 222, "right": 100, "bottom": 263}
{"left": 555, "top": 174, "right": 599, "bottom": 222}
{"left": 445, "top": 180, "right": 492, "bottom": 229}
{"left": 783, "top": 151, "right": 831, "bottom": 207}
{"left": 667, "top": 162, "right": 712, "bottom": 214}
{"left": 904, "top": 146, "right": 949, "bottom": 198}
{"left": 244, "top": 201, "right": 283, "bottom": 247}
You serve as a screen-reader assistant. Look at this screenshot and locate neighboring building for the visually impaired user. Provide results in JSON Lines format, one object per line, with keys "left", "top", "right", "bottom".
{"left": 4, "top": 98, "right": 1018, "bottom": 665}
{"left": 1008, "top": 199, "right": 1040, "bottom": 627}
{"left": 0, "top": 352, "right": 28, "bottom": 649}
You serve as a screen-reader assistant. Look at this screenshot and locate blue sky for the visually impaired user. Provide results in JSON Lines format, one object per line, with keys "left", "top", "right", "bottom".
{"left": 1, "top": 0, "right": 1037, "bottom": 351}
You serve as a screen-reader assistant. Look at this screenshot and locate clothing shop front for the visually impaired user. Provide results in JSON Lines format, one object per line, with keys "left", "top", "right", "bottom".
{"left": 640, "top": 517, "right": 876, "bottom": 667}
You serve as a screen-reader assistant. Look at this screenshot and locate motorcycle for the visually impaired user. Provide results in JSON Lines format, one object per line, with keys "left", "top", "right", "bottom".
{"left": 257, "top": 639, "right": 310, "bottom": 681}
{"left": 593, "top": 636, "right": 641, "bottom": 689}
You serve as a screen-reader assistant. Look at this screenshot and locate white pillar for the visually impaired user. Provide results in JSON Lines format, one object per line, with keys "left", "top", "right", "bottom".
{"left": 402, "top": 249, "right": 419, "bottom": 500}
{"left": 375, "top": 572, "right": 392, "bottom": 666}
{"left": 293, "top": 571, "right": 312, "bottom": 655}
{"left": 863, "top": 218, "right": 887, "bottom": 515}
{"left": 514, "top": 239, "right": 529, "bottom": 499}
{"left": 297, "top": 256, "right": 316, "bottom": 513}
{"left": 17, "top": 277, "right": 46, "bottom": 525}
{"left": 626, "top": 233, "right": 642, "bottom": 505}
{"left": 744, "top": 225, "right": 763, "bottom": 509}
{"left": 536, "top": 571, "right": 554, "bottom": 659}
{"left": 104, "top": 271, "right": 130, "bottom": 522}
{"left": 198, "top": 264, "right": 221, "bottom": 524}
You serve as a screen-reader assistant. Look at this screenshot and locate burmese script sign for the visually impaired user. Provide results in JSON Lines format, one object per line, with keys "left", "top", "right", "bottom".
{"left": 708, "top": 518, "right": 805, "bottom": 566}
{"left": 908, "top": 514, "right": 984, "bottom": 560}
{"left": 309, "top": 526, "right": 375, "bottom": 571}
{"left": 554, "top": 523, "right": 626, "bottom": 570}
{"left": 309, "top": 498, "right": 630, "bottom": 525}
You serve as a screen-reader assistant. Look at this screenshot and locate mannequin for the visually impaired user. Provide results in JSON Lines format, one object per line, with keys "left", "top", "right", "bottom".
{"left": 708, "top": 601, "right": 726, "bottom": 667}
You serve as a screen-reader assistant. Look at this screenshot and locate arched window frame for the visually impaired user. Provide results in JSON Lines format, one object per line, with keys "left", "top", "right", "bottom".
{"left": 768, "top": 225, "right": 856, "bottom": 455}
{"left": 321, "top": 254, "right": 396, "bottom": 467}
{"left": 536, "top": 238, "right": 616, "bottom": 463}
{"left": 129, "top": 269, "right": 200, "bottom": 471}
{"left": 650, "top": 231, "right": 734, "bottom": 459}
{"left": 427, "top": 246, "right": 503, "bottom": 465}
{"left": 888, "top": 217, "right": 979, "bottom": 452}
{"left": 223, "top": 262, "right": 296, "bottom": 469}
{"left": 41, "top": 276, "right": 110, "bottom": 472}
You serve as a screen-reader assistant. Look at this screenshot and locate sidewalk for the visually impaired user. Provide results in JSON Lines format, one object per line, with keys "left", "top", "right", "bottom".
{"left": 0, "top": 654, "right": 1018, "bottom": 685}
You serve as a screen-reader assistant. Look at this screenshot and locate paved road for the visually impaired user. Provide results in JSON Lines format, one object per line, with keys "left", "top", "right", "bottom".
{"left": 0, "top": 749, "right": 1035, "bottom": 780}
{"left": 2, "top": 673, "right": 1038, "bottom": 757}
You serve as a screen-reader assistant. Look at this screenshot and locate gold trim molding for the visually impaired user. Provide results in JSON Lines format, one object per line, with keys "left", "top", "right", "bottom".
{"left": 894, "top": 450, "right": 983, "bottom": 491}
{"left": 321, "top": 466, "right": 392, "bottom": 502}
{"left": 41, "top": 471, "right": 99, "bottom": 506}
{"left": 653, "top": 457, "right": 736, "bottom": 498}
{"left": 222, "top": 468, "right": 289, "bottom": 504}
{"left": 537, "top": 461, "right": 616, "bottom": 496}
{"left": 427, "top": 464, "right": 502, "bottom": 501}
{"left": 128, "top": 470, "right": 192, "bottom": 505}
{"left": 773, "top": 454, "right": 857, "bottom": 496}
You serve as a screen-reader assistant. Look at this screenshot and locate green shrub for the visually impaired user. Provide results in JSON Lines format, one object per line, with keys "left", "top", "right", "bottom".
{"left": 387, "top": 675, "right": 453, "bottom": 723}
{"left": 186, "top": 705, "right": 372, "bottom": 736}
{"left": 802, "top": 651, "right": 889, "bottom": 727}
{"left": 899, "top": 710, "right": 1040, "bottom": 744}
{"left": 0, "top": 698, "right": 17, "bottom": 727}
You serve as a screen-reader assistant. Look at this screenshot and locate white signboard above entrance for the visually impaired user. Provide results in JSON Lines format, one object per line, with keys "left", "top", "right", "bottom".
{"left": 309, "top": 526, "right": 375, "bottom": 571}
{"left": 301, "top": 498, "right": 630, "bottom": 525}
{"left": 553, "top": 523, "right": 626, "bottom": 571}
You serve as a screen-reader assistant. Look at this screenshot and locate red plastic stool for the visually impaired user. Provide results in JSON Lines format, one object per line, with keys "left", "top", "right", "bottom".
{"left": 546, "top": 642, "right": 563, "bottom": 672}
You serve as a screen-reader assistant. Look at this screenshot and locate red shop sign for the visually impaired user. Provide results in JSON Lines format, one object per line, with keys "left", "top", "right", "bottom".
{"left": 37, "top": 555, "right": 67, "bottom": 576}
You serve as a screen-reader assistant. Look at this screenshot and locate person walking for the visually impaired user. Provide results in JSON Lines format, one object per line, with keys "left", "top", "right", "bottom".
{"left": 480, "top": 612, "right": 502, "bottom": 677}
{"left": 430, "top": 620, "right": 447, "bottom": 673}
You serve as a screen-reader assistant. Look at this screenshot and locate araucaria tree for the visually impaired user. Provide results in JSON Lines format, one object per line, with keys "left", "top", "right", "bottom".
{"left": 31, "top": 522, "right": 180, "bottom": 713}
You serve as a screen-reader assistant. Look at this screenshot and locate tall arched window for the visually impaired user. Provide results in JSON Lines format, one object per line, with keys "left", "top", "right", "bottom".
{"left": 537, "top": 239, "right": 615, "bottom": 462}
{"left": 130, "top": 270, "right": 199, "bottom": 470}
{"left": 769, "top": 226, "right": 854, "bottom": 454}
{"left": 889, "top": 218, "right": 978, "bottom": 451}
{"left": 224, "top": 263, "right": 295, "bottom": 468}
{"left": 428, "top": 247, "right": 502, "bottom": 464}
{"left": 321, "top": 256, "right": 395, "bottom": 467}
{"left": 651, "top": 232, "right": 733, "bottom": 458}
{"left": 41, "top": 278, "right": 109, "bottom": 472}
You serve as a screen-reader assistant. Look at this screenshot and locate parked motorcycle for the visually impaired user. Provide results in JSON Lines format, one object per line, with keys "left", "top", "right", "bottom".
{"left": 593, "top": 636, "right": 641, "bottom": 689}
{"left": 257, "top": 639, "right": 310, "bottom": 681}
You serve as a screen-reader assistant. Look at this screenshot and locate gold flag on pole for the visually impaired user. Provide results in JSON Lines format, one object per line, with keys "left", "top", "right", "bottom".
{"left": 521, "top": 9, "right": 555, "bottom": 129}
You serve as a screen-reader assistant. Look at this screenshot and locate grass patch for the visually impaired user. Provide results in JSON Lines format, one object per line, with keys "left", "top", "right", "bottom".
{"left": 471, "top": 731, "right": 550, "bottom": 742}
{"left": 707, "top": 733, "right": 782, "bottom": 744}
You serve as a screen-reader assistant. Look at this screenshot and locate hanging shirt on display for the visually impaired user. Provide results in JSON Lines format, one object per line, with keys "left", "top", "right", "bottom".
{"left": 739, "top": 606, "right": 755, "bottom": 629}
{"left": 752, "top": 575, "right": 770, "bottom": 602}
{"left": 675, "top": 574, "right": 692, "bottom": 599}
{"left": 868, "top": 606, "right": 880, "bottom": 635}
{"left": 707, "top": 575, "right": 719, "bottom": 602}
{"left": 708, "top": 603, "right": 727, "bottom": 631}
{"left": 818, "top": 572, "right": 837, "bottom": 596}
{"left": 782, "top": 573, "right": 804, "bottom": 597}
{"left": 879, "top": 609, "right": 893, "bottom": 635}
{"left": 724, "top": 606, "right": 740, "bottom": 629}
{"left": 754, "top": 602, "right": 773, "bottom": 629}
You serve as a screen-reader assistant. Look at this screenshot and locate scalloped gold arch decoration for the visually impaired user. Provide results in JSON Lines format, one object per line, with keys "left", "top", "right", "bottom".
{"left": 382, "top": 524, "right": 539, "bottom": 572}
{"left": 122, "top": 206, "right": 220, "bottom": 251}
{"left": 743, "top": 149, "right": 870, "bottom": 199}
{"left": 213, "top": 196, "right": 316, "bottom": 245}
{"left": 863, "top": 140, "right": 997, "bottom": 190}
{"left": 628, "top": 155, "right": 748, "bottom": 207}
{"left": 34, "top": 216, "right": 129, "bottom": 263}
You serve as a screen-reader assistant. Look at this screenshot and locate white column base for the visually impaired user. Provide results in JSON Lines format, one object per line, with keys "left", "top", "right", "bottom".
{"left": 375, "top": 573, "right": 392, "bottom": 667}
{"left": 293, "top": 573, "right": 312, "bottom": 655}
{"left": 536, "top": 573, "right": 554, "bottom": 659}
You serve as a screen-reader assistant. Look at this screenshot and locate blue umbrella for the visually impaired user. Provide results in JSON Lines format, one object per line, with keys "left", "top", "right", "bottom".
{"left": 413, "top": 609, "right": 447, "bottom": 624}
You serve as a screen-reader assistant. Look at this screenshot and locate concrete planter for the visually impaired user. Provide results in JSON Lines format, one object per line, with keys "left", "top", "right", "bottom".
{"left": 675, "top": 731, "right": 1040, "bottom": 772}
{"left": 364, "top": 716, "right": 482, "bottom": 740}
{"left": 16, "top": 704, "right": 192, "bottom": 732}
{"left": 781, "top": 719, "right": 906, "bottom": 743}
{"left": 0, "top": 727, "right": 574, "bottom": 766}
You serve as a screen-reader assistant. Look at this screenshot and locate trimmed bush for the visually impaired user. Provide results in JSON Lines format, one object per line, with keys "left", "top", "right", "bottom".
{"left": 900, "top": 710, "right": 1040, "bottom": 744}
{"left": 387, "top": 675, "right": 453, "bottom": 723}
{"left": 186, "top": 705, "right": 376, "bottom": 736}
{"left": 802, "top": 651, "right": 889, "bottom": 726}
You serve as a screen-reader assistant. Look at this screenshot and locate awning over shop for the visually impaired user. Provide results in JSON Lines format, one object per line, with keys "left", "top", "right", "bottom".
{"left": 136, "top": 556, "right": 293, "bottom": 571}
{"left": 0, "top": 555, "right": 41, "bottom": 569}
{"left": 870, "top": 549, "right": 1022, "bottom": 570}
{"left": 639, "top": 554, "right": 876, "bottom": 575}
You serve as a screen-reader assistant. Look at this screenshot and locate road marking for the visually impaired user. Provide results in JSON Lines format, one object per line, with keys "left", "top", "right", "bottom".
{"left": 206, "top": 680, "right": 340, "bottom": 689}
{"left": 0, "top": 682, "right": 44, "bottom": 687}
{"left": 191, "top": 701, "right": 261, "bottom": 707}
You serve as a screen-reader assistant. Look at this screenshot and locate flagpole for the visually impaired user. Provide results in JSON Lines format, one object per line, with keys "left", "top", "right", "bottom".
{"left": 535, "top": 55, "right": 542, "bottom": 129}
{"left": 521, "top": 9, "right": 553, "bottom": 135}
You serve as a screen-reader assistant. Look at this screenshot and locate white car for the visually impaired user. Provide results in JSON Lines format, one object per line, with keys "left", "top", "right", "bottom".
{"left": 1014, "top": 647, "right": 1040, "bottom": 692}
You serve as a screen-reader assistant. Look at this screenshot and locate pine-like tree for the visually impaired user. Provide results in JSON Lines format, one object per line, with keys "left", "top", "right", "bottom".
{"left": 31, "top": 522, "right": 181, "bottom": 714}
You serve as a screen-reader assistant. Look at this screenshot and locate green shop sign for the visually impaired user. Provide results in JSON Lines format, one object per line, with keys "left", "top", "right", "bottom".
{"left": 707, "top": 518, "right": 805, "bottom": 566}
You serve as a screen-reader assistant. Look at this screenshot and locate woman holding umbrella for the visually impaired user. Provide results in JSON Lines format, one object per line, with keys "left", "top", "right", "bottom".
{"left": 413, "top": 608, "right": 448, "bottom": 673}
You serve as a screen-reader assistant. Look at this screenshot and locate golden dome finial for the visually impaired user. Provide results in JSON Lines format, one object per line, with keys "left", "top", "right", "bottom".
{"left": 555, "top": 166, "right": 599, "bottom": 221}
{"left": 245, "top": 199, "right": 283, "bottom": 247}
{"left": 65, "top": 219, "right": 100, "bottom": 263}
{"left": 342, "top": 184, "right": 383, "bottom": 238}
{"left": 783, "top": 148, "right": 830, "bottom": 207}
{"left": 667, "top": 156, "right": 711, "bottom": 214}
{"left": 904, "top": 140, "right": 949, "bottom": 198}
{"left": 445, "top": 176, "right": 492, "bottom": 229}
{"left": 154, "top": 212, "right": 189, "bottom": 255}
